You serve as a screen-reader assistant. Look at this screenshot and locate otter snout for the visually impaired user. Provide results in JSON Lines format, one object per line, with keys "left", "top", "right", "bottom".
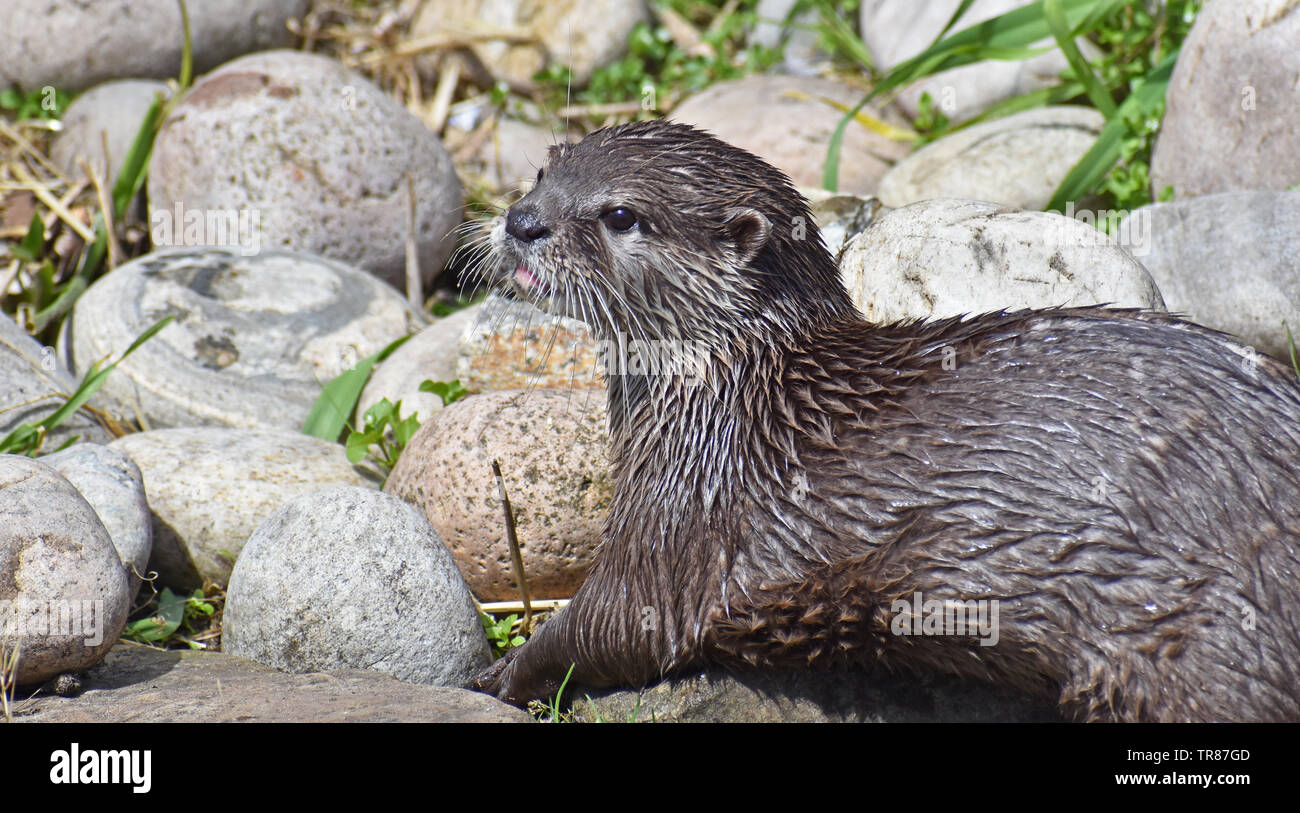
{"left": 505, "top": 206, "right": 549, "bottom": 243}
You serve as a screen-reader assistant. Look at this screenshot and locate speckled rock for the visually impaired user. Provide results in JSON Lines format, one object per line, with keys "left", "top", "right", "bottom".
{"left": 51, "top": 80, "right": 171, "bottom": 182}
{"left": 0, "top": 455, "right": 131, "bottom": 686}
{"left": 0, "top": 0, "right": 309, "bottom": 93}
{"left": 860, "top": 0, "right": 1077, "bottom": 124}
{"left": 358, "top": 305, "right": 482, "bottom": 425}
{"left": 225, "top": 486, "right": 492, "bottom": 687}
{"left": 14, "top": 645, "right": 532, "bottom": 722}
{"left": 572, "top": 667, "right": 1061, "bottom": 722}
{"left": 841, "top": 199, "right": 1164, "bottom": 323}
{"left": 670, "top": 75, "right": 912, "bottom": 196}
{"left": 385, "top": 389, "right": 612, "bottom": 602}
{"left": 877, "top": 106, "right": 1106, "bottom": 210}
{"left": 804, "top": 189, "right": 887, "bottom": 263}
{"left": 411, "top": 0, "right": 649, "bottom": 90}
{"left": 148, "top": 50, "right": 463, "bottom": 291}
{"left": 109, "top": 428, "right": 374, "bottom": 591}
{"left": 1152, "top": 0, "right": 1300, "bottom": 199}
{"left": 66, "top": 248, "right": 426, "bottom": 431}
{"left": 0, "top": 317, "right": 112, "bottom": 452}
{"left": 40, "top": 444, "right": 151, "bottom": 595}
{"left": 1120, "top": 190, "right": 1300, "bottom": 360}
{"left": 457, "top": 294, "right": 602, "bottom": 393}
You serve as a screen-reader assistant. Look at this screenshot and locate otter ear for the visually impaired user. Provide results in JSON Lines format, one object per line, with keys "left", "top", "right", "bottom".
{"left": 722, "top": 208, "right": 772, "bottom": 266}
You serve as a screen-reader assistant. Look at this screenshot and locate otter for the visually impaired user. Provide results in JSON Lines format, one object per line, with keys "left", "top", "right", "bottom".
{"left": 472, "top": 119, "right": 1300, "bottom": 722}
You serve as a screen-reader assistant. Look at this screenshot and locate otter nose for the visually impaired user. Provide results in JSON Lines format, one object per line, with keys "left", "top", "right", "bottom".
{"left": 505, "top": 207, "right": 550, "bottom": 243}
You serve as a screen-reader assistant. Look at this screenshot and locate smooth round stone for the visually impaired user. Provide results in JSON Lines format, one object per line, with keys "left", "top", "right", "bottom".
{"left": 1120, "top": 191, "right": 1300, "bottom": 360}
{"left": 66, "top": 248, "right": 426, "bottom": 431}
{"left": 453, "top": 117, "right": 561, "bottom": 194}
{"left": 148, "top": 50, "right": 463, "bottom": 291}
{"left": 40, "top": 444, "right": 151, "bottom": 595}
{"left": 0, "top": 455, "right": 130, "bottom": 685}
{"left": 385, "top": 389, "right": 613, "bottom": 602}
{"left": 358, "top": 305, "right": 482, "bottom": 425}
{"left": 109, "top": 428, "right": 375, "bottom": 590}
{"left": 225, "top": 486, "right": 491, "bottom": 687}
{"left": 51, "top": 80, "right": 171, "bottom": 181}
{"left": 411, "top": 0, "right": 648, "bottom": 89}
{"left": 456, "top": 294, "right": 603, "bottom": 393}
{"left": 860, "top": 0, "right": 1076, "bottom": 124}
{"left": 0, "top": 317, "right": 112, "bottom": 452}
{"left": 670, "top": 75, "right": 912, "bottom": 196}
{"left": 0, "top": 0, "right": 308, "bottom": 93}
{"left": 751, "top": 0, "right": 835, "bottom": 76}
{"left": 1151, "top": 0, "right": 1300, "bottom": 198}
{"left": 877, "top": 106, "right": 1106, "bottom": 210}
{"left": 841, "top": 199, "right": 1165, "bottom": 323}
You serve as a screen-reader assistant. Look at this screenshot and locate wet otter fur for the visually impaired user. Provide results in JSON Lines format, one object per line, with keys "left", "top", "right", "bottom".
{"left": 473, "top": 119, "right": 1300, "bottom": 721}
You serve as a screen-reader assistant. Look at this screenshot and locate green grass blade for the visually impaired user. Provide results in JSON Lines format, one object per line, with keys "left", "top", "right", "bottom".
{"left": 955, "top": 81, "right": 1087, "bottom": 130}
{"left": 935, "top": 0, "right": 979, "bottom": 43}
{"left": 813, "top": 1, "right": 874, "bottom": 71}
{"left": 1044, "top": 0, "right": 1116, "bottom": 117}
{"left": 111, "top": 96, "right": 163, "bottom": 220}
{"left": 1046, "top": 49, "right": 1178, "bottom": 212}
{"left": 40, "top": 316, "right": 175, "bottom": 431}
{"left": 177, "top": 0, "right": 193, "bottom": 89}
{"left": 302, "top": 334, "right": 413, "bottom": 442}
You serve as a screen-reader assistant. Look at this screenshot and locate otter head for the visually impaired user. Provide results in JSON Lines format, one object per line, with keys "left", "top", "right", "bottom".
{"left": 491, "top": 119, "right": 853, "bottom": 347}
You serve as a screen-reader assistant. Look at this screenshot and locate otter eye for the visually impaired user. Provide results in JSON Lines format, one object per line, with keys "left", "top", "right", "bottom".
{"left": 601, "top": 207, "right": 638, "bottom": 232}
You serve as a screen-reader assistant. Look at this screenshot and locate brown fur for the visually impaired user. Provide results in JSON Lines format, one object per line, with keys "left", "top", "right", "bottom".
{"left": 473, "top": 119, "right": 1300, "bottom": 721}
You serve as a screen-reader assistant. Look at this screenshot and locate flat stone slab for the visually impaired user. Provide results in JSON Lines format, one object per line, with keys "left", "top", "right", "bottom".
{"left": 13, "top": 645, "right": 532, "bottom": 723}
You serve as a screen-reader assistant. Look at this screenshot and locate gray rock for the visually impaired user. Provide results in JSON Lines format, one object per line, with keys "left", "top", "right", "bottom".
{"left": 0, "top": 317, "right": 112, "bottom": 453}
{"left": 0, "top": 455, "right": 131, "bottom": 686}
{"left": 572, "top": 668, "right": 1062, "bottom": 722}
{"left": 109, "top": 428, "right": 374, "bottom": 590}
{"left": 803, "top": 189, "right": 887, "bottom": 263}
{"left": 860, "top": 0, "right": 1077, "bottom": 124}
{"left": 877, "top": 106, "right": 1106, "bottom": 210}
{"left": 148, "top": 50, "right": 463, "bottom": 291}
{"left": 358, "top": 304, "right": 482, "bottom": 425}
{"left": 1152, "top": 0, "right": 1300, "bottom": 199}
{"left": 40, "top": 444, "right": 152, "bottom": 595}
{"left": 51, "top": 80, "right": 171, "bottom": 182}
{"left": 411, "top": 0, "right": 648, "bottom": 90}
{"left": 456, "top": 294, "right": 603, "bottom": 393}
{"left": 0, "top": 0, "right": 309, "bottom": 94}
{"left": 670, "top": 75, "right": 913, "bottom": 196}
{"left": 385, "top": 389, "right": 612, "bottom": 602}
{"left": 841, "top": 199, "right": 1165, "bottom": 323}
{"left": 457, "top": 117, "right": 562, "bottom": 194}
{"left": 66, "top": 248, "right": 426, "bottom": 431}
{"left": 12, "top": 645, "right": 531, "bottom": 722}
{"left": 1120, "top": 190, "right": 1300, "bottom": 360}
{"left": 225, "top": 486, "right": 492, "bottom": 687}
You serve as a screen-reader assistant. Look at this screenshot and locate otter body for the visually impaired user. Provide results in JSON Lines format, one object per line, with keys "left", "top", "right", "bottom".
{"left": 475, "top": 120, "right": 1300, "bottom": 721}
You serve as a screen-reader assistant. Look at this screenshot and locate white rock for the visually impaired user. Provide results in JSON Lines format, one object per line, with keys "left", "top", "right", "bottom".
{"left": 110, "top": 428, "right": 375, "bottom": 590}
{"left": 878, "top": 106, "right": 1105, "bottom": 210}
{"left": 0, "top": 455, "right": 130, "bottom": 685}
{"left": 67, "top": 248, "right": 426, "bottom": 431}
{"left": 0, "top": 317, "right": 111, "bottom": 452}
{"left": 41, "top": 444, "right": 152, "bottom": 595}
{"left": 358, "top": 305, "right": 482, "bottom": 425}
{"left": 841, "top": 199, "right": 1165, "bottom": 323}
{"left": 1120, "top": 191, "right": 1300, "bottom": 360}
{"left": 0, "top": 0, "right": 309, "bottom": 93}
{"left": 51, "top": 80, "right": 171, "bottom": 182}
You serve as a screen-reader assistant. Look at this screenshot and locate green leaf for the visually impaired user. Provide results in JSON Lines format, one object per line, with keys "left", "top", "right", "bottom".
{"left": 12, "top": 212, "right": 44, "bottom": 263}
{"left": 419, "top": 378, "right": 468, "bottom": 407}
{"left": 1046, "top": 49, "right": 1178, "bottom": 212}
{"left": 124, "top": 588, "right": 186, "bottom": 643}
{"left": 345, "top": 431, "right": 376, "bottom": 464}
{"left": 302, "top": 335, "right": 412, "bottom": 442}
{"left": 1043, "top": 0, "right": 1116, "bottom": 118}
{"left": 0, "top": 88, "right": 20, "bottom": 109}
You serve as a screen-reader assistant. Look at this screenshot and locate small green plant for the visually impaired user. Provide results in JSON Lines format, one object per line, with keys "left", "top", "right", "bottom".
{"left": 0, "top": 85, "right": 70, "bottom": 121}
{"left": 122, "top": 587, "right": 216, "bottom": 648}
{"left": 527, "top": 663, "right": 577, "bottom": 722}
{"left": 912, "top": 91, "right": 951, "bottom": 142}
{"left": 345, "top": 397, "right": 421, "bottom": 469}
{"left": 480, "top": 612, "right": 527, "bottom": 656}
{"left": 0, "top": 315, "right": 175, "bottom": 456}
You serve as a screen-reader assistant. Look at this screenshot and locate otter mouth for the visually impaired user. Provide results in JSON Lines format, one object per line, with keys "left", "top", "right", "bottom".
{"left": 510, "top": 263, "right": 562, "bottom": 311}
